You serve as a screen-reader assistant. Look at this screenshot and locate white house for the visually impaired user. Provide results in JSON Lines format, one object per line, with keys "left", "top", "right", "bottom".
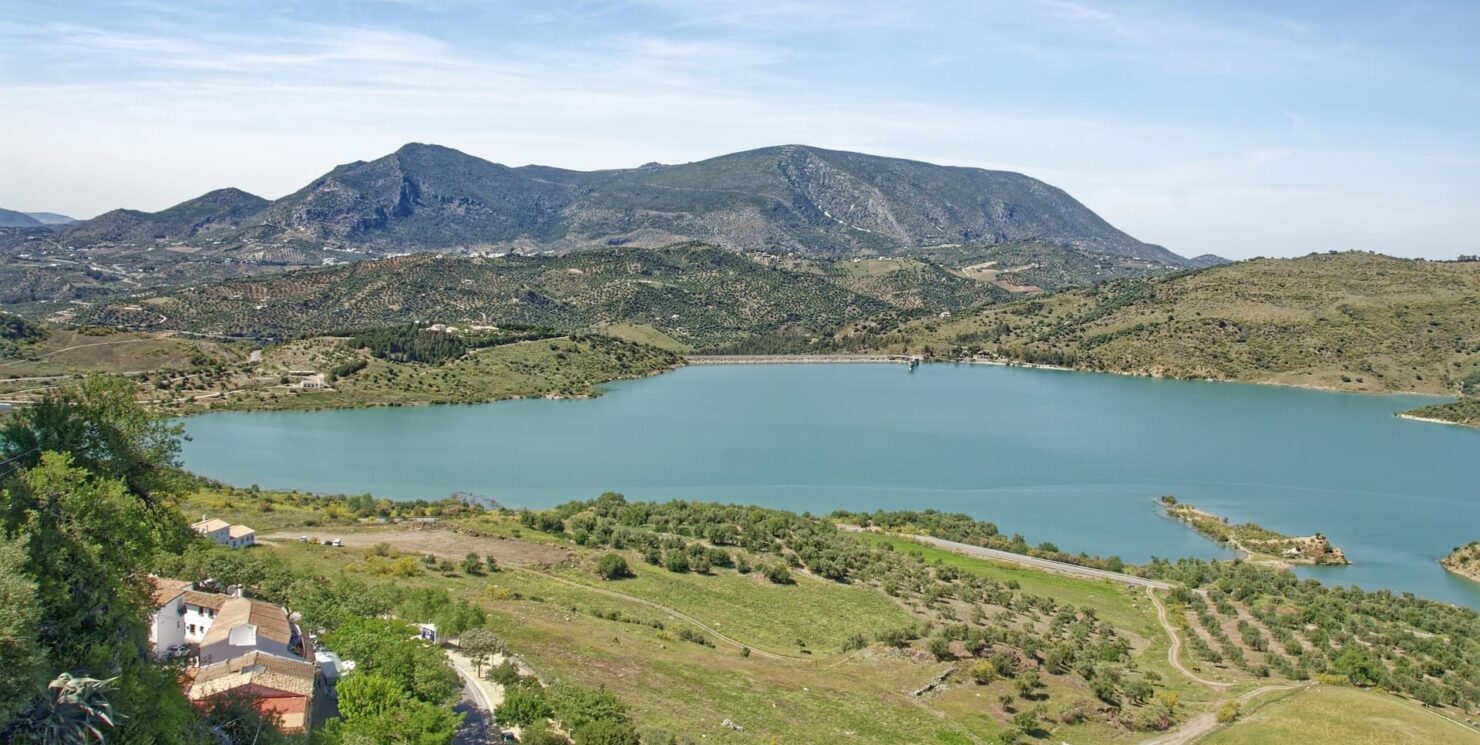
{"left": 227, "top": 524, "right": 257, "bottom": 548}
{"left": 183, "top": 590, "right": 229, "bottom": 642}
{"left": 192, "top": 517, "right": 231, "bottom": 543}
{"left": 147, "top": 577, "right": 193, "bottom": 658}
{"left": 198, "top": 596, "right": 309, "bottom": 665}
{"left": 193, "top": 516, "right": 257, "bottom": 549}
{"left": 148, "top": 578, "right": 320, "bottom": 730}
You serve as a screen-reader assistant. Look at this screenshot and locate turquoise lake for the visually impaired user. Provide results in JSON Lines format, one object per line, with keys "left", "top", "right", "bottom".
{"left": 180, "top": 363, "right": 1480, "bottom": 608}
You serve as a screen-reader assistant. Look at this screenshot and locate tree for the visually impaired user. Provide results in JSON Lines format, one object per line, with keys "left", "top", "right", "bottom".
{"left": 495, "top": 687, "right": 551, "bottom": 727}
{"left": 459, "top": 628, "right": 506, "bottom": 676}
{"left": 0, "top": 535, "right": 42, "bottom": 732}
{"left": 333, "top": 672, "right": 464, "bottom": 745}
{"left": 519, "top": 722, "right": 570, "bottom": 745}
{"left": 323, "top": 618, "right": 461, "bottom": 706}
{"left": 488, "top": 660, "right": 521, "bottom": 686}
{"left": 596, "top": 553, "right": 633, "bottom": 580}
{"left": 338, "top": 673, "right": 407, "bottom": 720}
{"left": 6, "top": 455, "right": 160, "bottom": 666}
{"left": 0, "top": 375, "right": 184, "bottom": 505}
{"left": 574, "top": 718, "right": 641, "bottom": 745}
{"left": 193, "top": 691, "right": 292, "bottom": 745}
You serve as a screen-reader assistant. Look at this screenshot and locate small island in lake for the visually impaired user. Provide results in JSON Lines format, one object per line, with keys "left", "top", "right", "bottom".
{"left": 1160, "top": 495, "right": 1349, "bottom": 566}
{"left": 1442, "top": 541, "right": 1480, "bottom": 583}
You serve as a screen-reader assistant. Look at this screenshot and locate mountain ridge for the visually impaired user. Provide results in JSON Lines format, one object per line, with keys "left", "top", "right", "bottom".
{"left": 54, "top": 143, "right": 1191, "bottom": 262}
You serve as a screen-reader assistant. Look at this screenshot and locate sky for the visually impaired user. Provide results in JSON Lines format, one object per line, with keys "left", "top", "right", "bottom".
{"left": 1, "top": 1, "right": 1477, "bottom": 259}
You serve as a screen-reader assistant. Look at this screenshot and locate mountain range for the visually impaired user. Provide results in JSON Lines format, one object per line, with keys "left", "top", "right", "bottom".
{"left": 0, "top": 208, "right": 75, "bottom": 227}
{"left": 36, "top": 143, "right": 1196, "bottom": 263}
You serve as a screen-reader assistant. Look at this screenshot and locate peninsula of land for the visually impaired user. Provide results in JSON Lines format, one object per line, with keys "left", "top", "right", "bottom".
{"left": 1160, "top": 497, "right": 1349, "bottom": 567}
{"left": 1443, "top": 541, "right": 1480, "bottom": 583}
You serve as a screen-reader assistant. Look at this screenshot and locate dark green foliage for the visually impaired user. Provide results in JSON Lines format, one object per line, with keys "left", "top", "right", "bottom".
{"left": 323, "top": 617, "right": 462, "bottom": 705}
{"left": 0, "top": 375, "right": 186, "bottom": 502}
{"left": 339, "top": 323, "right": 562, "bottom": 364}
{"left": 0, "top": 377, "right": 197, "bottom": 743}
{"left": 1146, "top": 557, "right": 1480, "bottom": 709}
{"left": 0, "top": 535, "right": 42, "bottom": 732}
{"left": 832, "top": 508, "right": 1128, "bottom": 575}
{"left": 596, "top": 552, "right": 634, "bottom": 580}
{"left": 326, "top": 357, "right": 368, "bottom": 382}
{"left": 0, "top": 312, "right": 45, "bottom": 343}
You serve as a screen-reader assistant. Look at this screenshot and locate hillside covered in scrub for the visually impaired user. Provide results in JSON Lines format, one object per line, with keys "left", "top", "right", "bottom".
{"left": 885, "top": 252, "right": 1480, "bottom": 395}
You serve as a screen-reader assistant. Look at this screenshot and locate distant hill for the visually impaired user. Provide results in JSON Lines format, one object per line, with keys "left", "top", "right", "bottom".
{"left": 68, "top": 243, "right": 1031, "bottom": 349}
{"left": 886, "top": 252, "right": 1480, "bottom": 395}
{"left": 56, "top": 143, "right": 1185, "bottom": 262}
{"left": 65, "top": 188, "right": 269, "bottom": 243}
{"left": 25, "top": 212, "right": 76, "bottom": 225}
{"left": 0, "top": 208, "right": 42, "bottom": 227}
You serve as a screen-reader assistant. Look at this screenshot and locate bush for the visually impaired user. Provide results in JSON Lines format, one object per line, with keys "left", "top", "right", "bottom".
{"left": 596, "top": 553, "right": 633, "bottom": 580}
{"left": 970, "top": 661, "right": 997, "bottom": 684}
{"left": 1216, "top": 701, "right": 1240, "bottom": 723}
{"left": 1131, "top": 701, "right": 1174, "bottom": 731}
{"left": 488, "top": 660, "right": 521, "bottom": 686}
{"left": 495, "top": 687, "right": 552, "bottom": 727}
{"left": 573, "top": 718, "right": 641, "bottom": 745}
{"left": 762, "top": 563, "right": 793, "bottom": 584}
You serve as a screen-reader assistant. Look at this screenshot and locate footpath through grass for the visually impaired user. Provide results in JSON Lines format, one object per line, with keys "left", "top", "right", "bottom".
{"left": 1202, "top": 685, "right": 1480, "bottom": 745}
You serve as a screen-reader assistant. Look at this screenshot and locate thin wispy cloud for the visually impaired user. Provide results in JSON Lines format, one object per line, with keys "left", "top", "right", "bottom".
{"left": 0, "top": 0, "right": 1475, "bottom": 259}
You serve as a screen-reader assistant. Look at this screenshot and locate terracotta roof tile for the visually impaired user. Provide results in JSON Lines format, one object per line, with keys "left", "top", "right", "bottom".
{"left": 149, "top": 577, "right": 192, "bottom": 608}
{"left": 184, "top": 590, "right": 230, "bottom": 611}
{"left": 190, "top": 651, "right": 316, "bottom": 699}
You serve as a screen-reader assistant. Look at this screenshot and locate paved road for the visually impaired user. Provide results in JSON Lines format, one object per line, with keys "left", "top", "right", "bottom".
{"left": 453, "top": 682, "right": 496, "bottom": 745}
{"left": 902, "top": 534, "right": 1172, "bottom": 590}
{"left": 449, "top": 652, "right": 501, "bottom": 745}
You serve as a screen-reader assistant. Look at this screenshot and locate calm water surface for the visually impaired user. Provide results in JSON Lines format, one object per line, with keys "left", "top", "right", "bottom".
{"left": 181, "top": 363, "right": 1480, "bottom": 608}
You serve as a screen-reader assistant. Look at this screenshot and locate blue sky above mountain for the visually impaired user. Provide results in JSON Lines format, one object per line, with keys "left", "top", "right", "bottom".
{"left": 1, "top": 0, "right": 1476, "bottom": 259}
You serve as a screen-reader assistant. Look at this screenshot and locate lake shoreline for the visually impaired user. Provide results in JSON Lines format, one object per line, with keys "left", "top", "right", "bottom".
{"left": 690, "top": 354, "right": 1455, "bottom": 400}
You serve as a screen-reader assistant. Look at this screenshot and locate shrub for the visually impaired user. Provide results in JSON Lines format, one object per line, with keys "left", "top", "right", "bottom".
{"left": 762, "top": 563, "right": 793, "bottom": 584}
{"left": 495, "top": 687, "right": 552, "bottom": 727}
{"left": 1216, "top": 701, "right": 1240, "bottom": 723}
{"left": 596, "top": 553, "right": 633, "bottom": 580}
{"left": 970, "top": 661, "right": 996, "bottom": 684}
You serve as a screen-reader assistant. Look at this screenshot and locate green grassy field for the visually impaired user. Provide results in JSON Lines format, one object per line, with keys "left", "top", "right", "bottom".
{"left": 549, "top": 558, "right": 913, "bottom": 655}
{"left": 1202, "top": 685, "right": 1480, "bottom": 745}
{"left": 180, "top": 487, "right": 1480, "bottom": 744}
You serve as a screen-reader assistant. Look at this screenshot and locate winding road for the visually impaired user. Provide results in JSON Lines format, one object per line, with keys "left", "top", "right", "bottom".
{"left": 1146, "top": 587, "right": 1231, "bottom": 689}
{"left": 1139, "top": 684, "right": 1310, "bottom": 745}
{"left": 898, "top": 533, "right": 1172, "bottom": 590}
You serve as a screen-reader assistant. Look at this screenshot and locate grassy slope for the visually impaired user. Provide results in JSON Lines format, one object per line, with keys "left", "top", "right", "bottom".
{"left": 200, "top": 334, "right": 682, "bottom": 412}
{"left": 194, "top": 492, "right": 1183, "bottom": 743}
{"left": 887, "top": 252, "right": 1480, "bottom": 396}
{"left": 1202, "top": 685, "right": 1480, "bottom": 745}
{"left": 181, "top": 486, "right": 1480, "bottom": 743}
{"left": 0, "top": 328, "right": 242, "bottom": 378}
